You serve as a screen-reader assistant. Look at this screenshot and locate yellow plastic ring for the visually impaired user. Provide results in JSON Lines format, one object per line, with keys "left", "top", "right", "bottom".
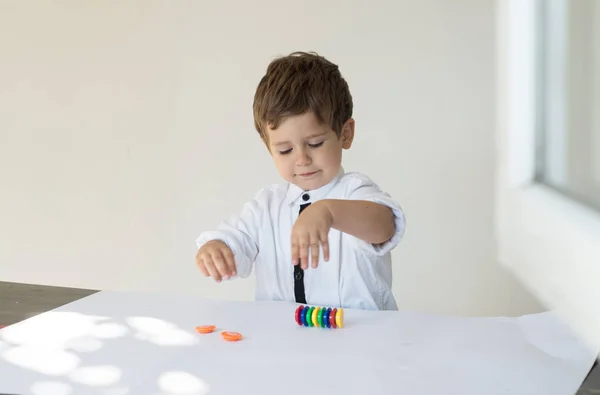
{"left": 336, "top": 308, "right": 344, "bottom": 328}
{"left": 312, "top": 307, "right": 320, "bottom": 327}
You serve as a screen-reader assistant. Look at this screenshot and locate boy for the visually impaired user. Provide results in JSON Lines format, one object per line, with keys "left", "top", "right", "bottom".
{"left": 195, "top": 51, "right": 405, "bottom": 310}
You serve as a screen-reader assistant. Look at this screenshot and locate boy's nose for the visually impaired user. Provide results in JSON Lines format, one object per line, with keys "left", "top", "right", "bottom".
{"left": 295, "top": 150, "right": 312, "bottom": 166}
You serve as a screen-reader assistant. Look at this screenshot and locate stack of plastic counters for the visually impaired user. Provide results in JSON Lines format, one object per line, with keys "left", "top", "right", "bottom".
{"left": 294, "top": 305, "right": 343, "bottom": 328}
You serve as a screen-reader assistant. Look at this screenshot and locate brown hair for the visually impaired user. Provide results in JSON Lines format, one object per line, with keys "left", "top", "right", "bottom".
{"left": 252, "top": 51, "right": 353, "bottom": 142}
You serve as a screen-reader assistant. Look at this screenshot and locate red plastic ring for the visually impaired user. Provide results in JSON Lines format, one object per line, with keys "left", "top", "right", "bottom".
{"left": 295, "top": 305, "right": 303, "bottom": 326}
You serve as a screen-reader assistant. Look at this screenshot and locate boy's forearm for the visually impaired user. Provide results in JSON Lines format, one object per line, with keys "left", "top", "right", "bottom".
{"left": 320, "top": 199, "right": 395, "bottom": 244}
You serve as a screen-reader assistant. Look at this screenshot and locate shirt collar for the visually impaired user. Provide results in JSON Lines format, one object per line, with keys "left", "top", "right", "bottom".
{"left": 285, "top": 167, "right": 345, "bottom": 205}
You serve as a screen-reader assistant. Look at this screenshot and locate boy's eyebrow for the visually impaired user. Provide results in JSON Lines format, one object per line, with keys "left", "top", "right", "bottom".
{"left": 271, "top": 132, "right": 328, "bottom": 146}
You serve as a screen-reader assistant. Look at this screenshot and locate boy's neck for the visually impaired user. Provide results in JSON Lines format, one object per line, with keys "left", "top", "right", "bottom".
{"left": 285, "top": 167, "right": 345, "bottom": 205}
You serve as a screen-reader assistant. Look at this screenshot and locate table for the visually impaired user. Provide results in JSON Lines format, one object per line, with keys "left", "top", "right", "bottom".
{"left": 1, "top": 281, "right": 598, "bottom": 395}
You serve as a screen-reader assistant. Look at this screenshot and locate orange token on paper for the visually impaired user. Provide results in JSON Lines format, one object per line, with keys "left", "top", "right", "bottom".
{"left": 195, "top": 325, "right": 216, "bottom": 334}
{"left": 221, "top": 331, "right": 243, "bottom": 341}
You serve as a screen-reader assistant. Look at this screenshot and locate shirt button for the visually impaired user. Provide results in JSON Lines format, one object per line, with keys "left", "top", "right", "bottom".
{"left": 302, "top": 193, "right": 310, "bottom": 201}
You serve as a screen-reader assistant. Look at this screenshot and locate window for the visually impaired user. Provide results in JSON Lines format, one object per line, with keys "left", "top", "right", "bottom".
{"left": 497, "top": 0, "right": 600, "bottom": 351}
{"left": 535, "top": 0, "right": 600, "bottom": 212}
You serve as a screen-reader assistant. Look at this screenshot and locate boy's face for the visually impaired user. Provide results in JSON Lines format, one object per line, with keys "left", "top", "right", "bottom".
{"left": 266, "top": 112, "right": 354, "bottom": 191}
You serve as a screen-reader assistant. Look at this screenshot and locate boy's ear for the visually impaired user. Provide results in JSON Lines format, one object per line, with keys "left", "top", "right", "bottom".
{"left": 341, "top": 118, "right": 355, "bottom": 149}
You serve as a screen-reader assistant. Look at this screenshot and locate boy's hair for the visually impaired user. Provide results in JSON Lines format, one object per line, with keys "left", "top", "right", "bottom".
{"left": 253, "top": 51, "right": 353, "bottom": 142}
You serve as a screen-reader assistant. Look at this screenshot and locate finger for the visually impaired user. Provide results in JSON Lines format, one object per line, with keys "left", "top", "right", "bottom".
{"left": 196, "top": 255, "right": 209, "bottom": 277}
{"left": 291, "top": 236, "right": 300, "bottom": 265}
{"left": 221, "top": 247, "right": 237, "bottom": 278}
{"left": 310, "top": 233, "right": 320, "bottom": 268}
{"left": 299, "top": 234, "right": 310, "bottom": 270}
{"left": 203, "top": 256, "right": 221, "bottom": 281}
{"left": 319, "top": 230, "right": 330, "bottom": 262}
{"left": 211, "top": 250, "right": 229, "bottom": 281}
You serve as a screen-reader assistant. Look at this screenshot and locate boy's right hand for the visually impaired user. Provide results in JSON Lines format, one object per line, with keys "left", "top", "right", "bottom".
{"left": 195, "top": 240, "right": 237, "bottom": 282}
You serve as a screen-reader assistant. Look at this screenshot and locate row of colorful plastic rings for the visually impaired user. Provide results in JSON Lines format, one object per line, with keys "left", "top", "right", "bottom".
{"left": 294, "top": 305, "right": 344, "bottom": 328}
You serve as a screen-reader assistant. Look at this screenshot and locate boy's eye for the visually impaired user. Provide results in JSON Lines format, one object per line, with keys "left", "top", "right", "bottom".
{"left": 278, "top": 148, "right": 292, "bottom": 155}
{"left": 308, "top": 141, "right": 324, "bottom": 148}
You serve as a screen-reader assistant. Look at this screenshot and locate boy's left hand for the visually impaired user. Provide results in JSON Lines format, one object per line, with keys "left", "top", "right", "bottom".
{"left": 291, "top": 200, "right": 332, "bottom": 270}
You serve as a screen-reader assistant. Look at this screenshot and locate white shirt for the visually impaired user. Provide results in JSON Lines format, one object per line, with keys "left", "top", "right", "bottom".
{"left": 195, "top": 168, "right": 406, "bottom": 310}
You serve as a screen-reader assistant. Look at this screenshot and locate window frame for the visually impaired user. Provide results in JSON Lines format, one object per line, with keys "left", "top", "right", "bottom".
{"left": 496, "top": 0, "right": 600, "bottom": 351}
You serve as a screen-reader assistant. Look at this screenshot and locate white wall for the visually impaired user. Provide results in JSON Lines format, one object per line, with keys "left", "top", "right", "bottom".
{"left": 0, "top": 0, "right": 541, "bottom": 316}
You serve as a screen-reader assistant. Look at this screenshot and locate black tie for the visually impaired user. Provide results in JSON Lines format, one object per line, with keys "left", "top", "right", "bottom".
{"left": 294, "top": 194, "right": 310, "bottom": 304}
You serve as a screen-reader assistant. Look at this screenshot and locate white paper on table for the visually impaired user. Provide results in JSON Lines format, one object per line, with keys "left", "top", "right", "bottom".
{"left": 0, "top": 290, "right": 597, "bottom": 395}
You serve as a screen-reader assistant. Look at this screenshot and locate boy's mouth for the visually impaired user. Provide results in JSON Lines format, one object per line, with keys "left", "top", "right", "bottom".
{"left": 297, "top": 171, "right": 319, "bottom": 177}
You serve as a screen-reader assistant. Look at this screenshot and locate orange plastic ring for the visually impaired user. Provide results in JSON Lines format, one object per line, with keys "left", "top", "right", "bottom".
{"left": 195, "top": 325, "right": 216, "bottom": 334}
{"left": 221, "top": 331, "right": 243, "bottom": 341}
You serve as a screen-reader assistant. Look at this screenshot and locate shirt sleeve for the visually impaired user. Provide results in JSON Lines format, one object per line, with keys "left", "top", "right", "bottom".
{"left": 343, "top": 173, "right": 406, "bottom": 256}
{"left": 195, "top": 192, "right": 263, "bottom": 279}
